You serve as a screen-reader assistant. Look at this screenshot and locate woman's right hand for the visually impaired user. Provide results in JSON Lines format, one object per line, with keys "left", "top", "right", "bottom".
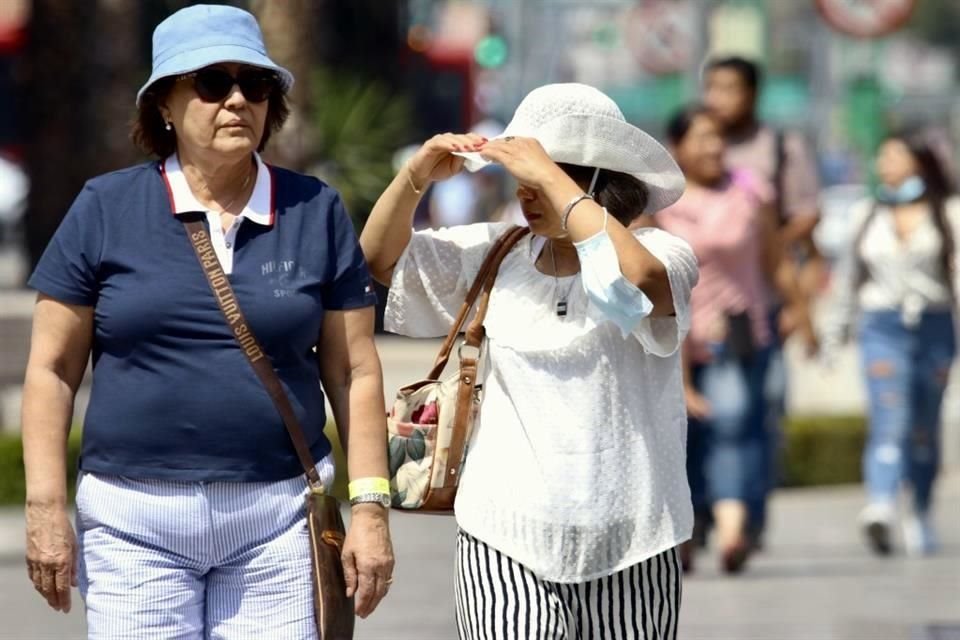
{"left": 405, "top": 133, "right": 487, "bottom": 191}
{"left": 25, "top": 501, "right": 78, "bottom": 613}
{"left": 684, "top": 387, "right": 712, "bottom": 421}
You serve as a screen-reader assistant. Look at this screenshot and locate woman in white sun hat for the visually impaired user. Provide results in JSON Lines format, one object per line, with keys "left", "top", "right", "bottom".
{"left": 361, "top": 83, "right": 697, "bottom": 639}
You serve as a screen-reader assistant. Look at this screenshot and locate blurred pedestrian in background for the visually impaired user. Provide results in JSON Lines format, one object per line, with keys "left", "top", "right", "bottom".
{"left": 703, "top": 56, "right": 820, "bottom": 548}
{"left": 823, "top": 130, "right": 958, "bottom": 557}
{"left": 657, "top": 105, "right": 805, "bottom": 574}
{"left": 21, "top": 5, "right": 393, "bottom": 635}
{"left": 703, "top": 56, "right": 822, "bottom": 299}
{"left": 0, "top": 153, "right": 27, "bottom": 241}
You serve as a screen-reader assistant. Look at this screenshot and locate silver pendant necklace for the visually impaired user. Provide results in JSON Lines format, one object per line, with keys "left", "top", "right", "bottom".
{"left": 217, "top": 168, "right": 253, "bottom": 214}
{"left": 548, "top": 240, "right": 578, "bottom": 317}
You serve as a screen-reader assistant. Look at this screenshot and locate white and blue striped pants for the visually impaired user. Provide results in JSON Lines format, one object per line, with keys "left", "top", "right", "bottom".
{"left": 455, "top": 531, "right": 682, "bottom": 640}
{"left": 75, "top": 458, "right": 334, "bottom": 640}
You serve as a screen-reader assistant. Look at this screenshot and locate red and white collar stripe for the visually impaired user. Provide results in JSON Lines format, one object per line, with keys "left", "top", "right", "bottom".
{"left": 159, "top": 152, "right": 275, "bottom": 226}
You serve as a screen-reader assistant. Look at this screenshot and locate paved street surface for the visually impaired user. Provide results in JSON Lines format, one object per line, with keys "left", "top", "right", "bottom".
{"left": 1, "top": 474, "right": 957, "bottom": 639}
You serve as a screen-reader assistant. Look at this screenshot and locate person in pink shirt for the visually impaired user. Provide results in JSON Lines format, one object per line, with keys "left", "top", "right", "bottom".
{"left": 704, "top": 57, "right": 821, "bottom": 552}
{"left": 655, "top": 105, "right": 807, "bottom": 574}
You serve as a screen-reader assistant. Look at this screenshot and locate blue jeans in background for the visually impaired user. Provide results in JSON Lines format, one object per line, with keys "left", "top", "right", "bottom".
{"left": 859, "top": 310, "right": 956, "bottom": 514}
{"left": 752, "top": 308, "right": 788, "bottom": 537}
{"left": 687, "top": 343, "right": 773, "bottom": 517}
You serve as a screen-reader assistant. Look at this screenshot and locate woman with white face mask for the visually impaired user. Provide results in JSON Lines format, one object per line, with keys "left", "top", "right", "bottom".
{"left": 361, "top": 83, "right": 698, "bottom": 639}
{"left": 824, "top": 131, "right": 959, "bottom": 558}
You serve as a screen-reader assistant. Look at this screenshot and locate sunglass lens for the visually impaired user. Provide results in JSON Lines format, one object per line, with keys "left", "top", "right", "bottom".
{"left": 193, "top": 69, "right": 235, "bottom": 102}
{"left": 237, "top": 71, "right": 276, "bottom": 103}
{"left": 191, "top": 68, "right": 277, "bottom": 103}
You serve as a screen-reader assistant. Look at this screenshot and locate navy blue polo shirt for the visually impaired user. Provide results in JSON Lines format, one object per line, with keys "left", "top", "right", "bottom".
{"left": 28, "top": 156, "right": 377, "bottom": 482}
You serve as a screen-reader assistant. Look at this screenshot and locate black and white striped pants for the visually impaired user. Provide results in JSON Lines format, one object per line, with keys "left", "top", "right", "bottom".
{"left": 455, "top": 531, "right": 682, "bottom": 640}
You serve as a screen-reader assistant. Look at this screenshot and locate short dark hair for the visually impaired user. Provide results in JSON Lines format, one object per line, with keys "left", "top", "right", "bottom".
{"left": 705, "top": 56, "right": 762, "bottom": 93}
{"left": 558, "top": 163, "right": 650, "bottom": 226}
{"left": 665, "top": 103, "right": 716, "bottom": 145}
{"left": 130, "top": 76, "right": 291, "bottom": 158}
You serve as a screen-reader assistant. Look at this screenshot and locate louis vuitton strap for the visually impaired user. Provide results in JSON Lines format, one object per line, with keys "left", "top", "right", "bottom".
{"left": 181, "top": 215, "right": 322, "bottom": 488}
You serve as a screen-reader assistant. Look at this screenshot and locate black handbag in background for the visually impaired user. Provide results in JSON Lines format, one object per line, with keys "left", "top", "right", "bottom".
{"left": 725, "top": 311, "right": 757, "bottom": 360}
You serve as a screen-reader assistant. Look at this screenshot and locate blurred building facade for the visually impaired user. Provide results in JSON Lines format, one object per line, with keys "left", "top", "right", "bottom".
{"left": 404, "top": 0, "right": 959, "bottom": 188}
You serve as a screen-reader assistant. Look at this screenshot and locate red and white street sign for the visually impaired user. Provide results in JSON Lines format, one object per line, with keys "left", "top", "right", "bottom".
{"left": 815, "top": 0, "right": 918, "bottom": 39}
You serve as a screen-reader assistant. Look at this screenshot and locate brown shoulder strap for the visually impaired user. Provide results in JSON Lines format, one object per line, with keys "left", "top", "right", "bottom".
{"left": 427, "top": 225, "right": 529, "bottom": 380}
{"left": 181, "top": 216, "right": 322, "bottom": 488}
{"left": 432, "top": 225, "right": 529, "bottom": 490}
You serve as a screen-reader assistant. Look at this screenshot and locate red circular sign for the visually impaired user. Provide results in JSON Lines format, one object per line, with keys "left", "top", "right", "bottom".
{"left": 624, "top": 1, "right": 694, "bottom": 76}
{"left": 815, "top": 0, "right": 918, "bottom": 39}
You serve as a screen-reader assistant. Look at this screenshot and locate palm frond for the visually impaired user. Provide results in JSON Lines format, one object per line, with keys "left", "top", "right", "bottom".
{"left": 308, "top": 70, "right": 414, "bottom": 228}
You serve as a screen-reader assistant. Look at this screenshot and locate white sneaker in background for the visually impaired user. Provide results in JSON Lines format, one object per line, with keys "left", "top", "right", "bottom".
{"left": 859, "top": 502, "right": 895, "bottom": 556}
{"left": 902, "top": 515, "right": 938, "bottom": 557}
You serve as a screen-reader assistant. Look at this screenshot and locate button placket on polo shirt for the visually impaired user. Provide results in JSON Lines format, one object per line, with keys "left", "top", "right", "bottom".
{"left": 205, "top": 211, "right": 244, "bottom": 275}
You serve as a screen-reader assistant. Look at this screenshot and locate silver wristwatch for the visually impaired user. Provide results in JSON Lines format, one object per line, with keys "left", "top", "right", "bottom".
{"left": 350, "top": 492, "right": 391, "bottom": 508}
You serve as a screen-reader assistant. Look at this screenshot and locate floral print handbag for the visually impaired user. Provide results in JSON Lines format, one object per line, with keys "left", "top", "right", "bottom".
{"left": 387, "top": 226, "right": 529, "bottom": 512}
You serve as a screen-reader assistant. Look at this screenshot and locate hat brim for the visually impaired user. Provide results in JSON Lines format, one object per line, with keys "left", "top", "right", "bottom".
{"left": 455, "top": 115, "right": 684, "bottom": 214}
{"left": 135, "top": 43, "right": 294, "bottom": 106}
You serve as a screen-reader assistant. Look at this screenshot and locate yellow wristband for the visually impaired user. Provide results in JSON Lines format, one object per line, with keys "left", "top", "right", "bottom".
{"left": 348, "top": 477, "right": 390, "bottom": 500}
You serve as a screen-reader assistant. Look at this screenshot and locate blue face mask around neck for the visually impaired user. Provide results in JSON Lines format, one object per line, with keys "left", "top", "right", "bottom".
{"left": 572, "top": 210, "right": 654, "bottom": 336}
{"left": 877, "top": 175, "right": 926, "bottom": 205}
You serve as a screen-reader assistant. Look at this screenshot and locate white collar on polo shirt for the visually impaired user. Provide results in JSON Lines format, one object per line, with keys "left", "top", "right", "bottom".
{"left": 161, "top": 152, "right": 274, "bottom": 226}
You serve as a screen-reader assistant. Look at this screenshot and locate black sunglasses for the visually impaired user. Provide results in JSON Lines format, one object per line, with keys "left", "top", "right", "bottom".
{"left": 177, "top": 67, "right": 278, "bottom": 103}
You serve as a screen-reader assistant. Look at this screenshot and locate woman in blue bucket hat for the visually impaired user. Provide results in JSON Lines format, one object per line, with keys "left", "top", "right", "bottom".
{"left": 21, "top": 5, "right": 393, "bottom": 637}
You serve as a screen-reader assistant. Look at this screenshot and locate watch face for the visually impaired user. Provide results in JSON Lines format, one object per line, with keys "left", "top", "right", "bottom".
{"left": 815, "top": 0, "right": 918, "bottom": 38}
{"left": 354, "top": 494, "right": 391, "bottom": 508}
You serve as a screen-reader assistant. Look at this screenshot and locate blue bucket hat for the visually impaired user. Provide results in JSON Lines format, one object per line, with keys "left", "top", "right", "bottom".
{"left": 136, "top": 4, "right": 294, "bottom": 106}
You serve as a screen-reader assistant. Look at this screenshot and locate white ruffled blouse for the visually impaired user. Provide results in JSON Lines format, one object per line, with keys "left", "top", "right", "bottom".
{"left": 823, "top": 197, "right": 960, "bottom": 347}
{"left": 385, "top": 222, "right": 698, "bottom": 582}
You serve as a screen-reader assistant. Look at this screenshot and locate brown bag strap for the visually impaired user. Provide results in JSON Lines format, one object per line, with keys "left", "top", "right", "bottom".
{"left": 431, "top": 225, "right": 529, "bottom": 488}
{"left": 182, "top": 216, "right": 322, "bottom": 488}
{"left": 426, "top": 225, "right": 530, "bottom": 379}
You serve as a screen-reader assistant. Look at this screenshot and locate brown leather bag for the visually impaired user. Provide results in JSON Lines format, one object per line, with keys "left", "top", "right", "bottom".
{"left": 387, "top": 225, "right": 529, "bottom": 512}
{"left": 182, "top": 216, "right": 354, "bottom": 639}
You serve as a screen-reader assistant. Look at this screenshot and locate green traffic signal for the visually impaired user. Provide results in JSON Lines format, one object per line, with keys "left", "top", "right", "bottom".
{"left": 475, "top": 35, "right": 508, "bottom": 68}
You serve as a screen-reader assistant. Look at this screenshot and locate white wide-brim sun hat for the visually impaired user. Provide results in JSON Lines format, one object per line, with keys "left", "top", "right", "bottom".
{"left": 456, "top": 83, "right": 685, "bottom": 214}
{"left": 136, "top": 4, "right": 294, "bottom": 107}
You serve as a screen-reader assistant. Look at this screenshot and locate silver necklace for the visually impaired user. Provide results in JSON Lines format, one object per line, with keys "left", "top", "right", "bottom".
{"left": 216, "top": 168, "right": 253, "bottom": 214}
{"left": 548, "top": 240, "right": 578, "bottom": 317}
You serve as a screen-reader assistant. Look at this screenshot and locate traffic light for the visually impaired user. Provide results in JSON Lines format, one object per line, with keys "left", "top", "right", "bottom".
{"left": 474, "top": 34, "right": 508, "bottom": 69}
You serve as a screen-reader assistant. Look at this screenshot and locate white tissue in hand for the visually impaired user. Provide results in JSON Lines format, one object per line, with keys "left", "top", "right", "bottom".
{"left": 451, "top": 151, "right": 491, "bottom": 173}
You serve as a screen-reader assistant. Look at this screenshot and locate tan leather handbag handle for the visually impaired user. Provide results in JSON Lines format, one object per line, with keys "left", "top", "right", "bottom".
{"left": 426, "top": 225, "right": 530, "bottom": 380}
{"left": 423, "top": 225, "right": 529, "bottom": 493}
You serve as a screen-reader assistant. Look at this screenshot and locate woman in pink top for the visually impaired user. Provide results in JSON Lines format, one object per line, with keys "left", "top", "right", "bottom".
{"left": 657, "top": 106, "right": 800, "bottom": 574}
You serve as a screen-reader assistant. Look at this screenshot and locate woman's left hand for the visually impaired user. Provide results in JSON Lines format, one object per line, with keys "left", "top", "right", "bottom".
{"left": 779, "top": 304, "right": 819, "bottom": 357}
{"left": 342, "top": 505, "right": 395, "bottom": 618}
{"left": 480, "top": 136, "right": 567, "bottom": 191}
